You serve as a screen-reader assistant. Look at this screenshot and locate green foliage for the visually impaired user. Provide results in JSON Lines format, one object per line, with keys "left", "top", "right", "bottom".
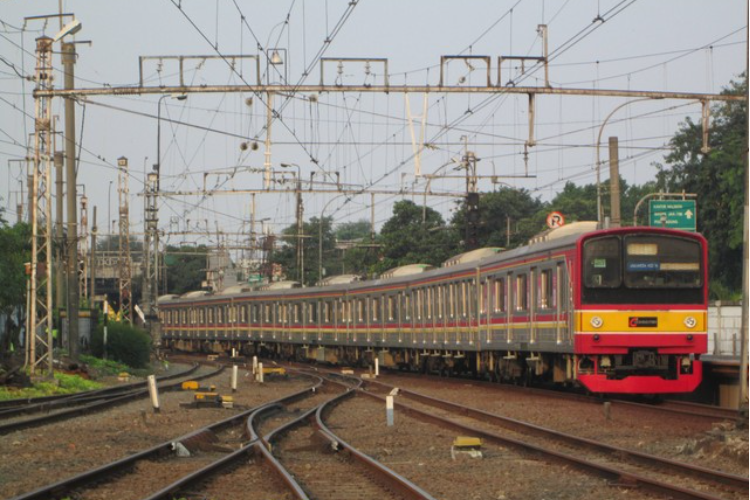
{"left": 90, "top": 322, "right": 152, "bottom": 369}
{"left": 0, "top": 222, "right": 31, "bottom": 317}
{"left": 80, "top": 354, "right": 131, "bottom": 376}
{"left": 274, "top": 216, "right": 337, "bottom": 285}
{"left": 373, "top": 200, "right": 460, "bottom": 275}
{"left": 0, "top": 372, "right": 102, "bottom": 401}
{"left": 452, "top": 188, "right": 544, "bottom": 249}
{"left": 165, "top": 244, "right": 209, "bottom": 294}
{"left": 656, "top": 73, "right": 747, "bottom": 293}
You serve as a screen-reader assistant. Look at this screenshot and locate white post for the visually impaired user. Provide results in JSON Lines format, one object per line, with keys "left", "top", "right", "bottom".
{"left": 147, "top": 375, "right": 160, "bottom": 413}
{"left": 375, "top": 357, "right": 380, "bottom": 377}
{"left": 231, "top": 365, "right": 238, "bottom": 392}
{"left": 386, "top": 395, "right": 394, "bottom": 426}
{"left": 103, "top": 325, "right": 108, "bottom": 360}
{"left": 232, "top": 348, "right": 237, "bottom": 358}
{"left": 257, "top": 362, "right": 264, "bottom": 383}
{"left": 252, "top": 356, "right": 258, "bottom": 375}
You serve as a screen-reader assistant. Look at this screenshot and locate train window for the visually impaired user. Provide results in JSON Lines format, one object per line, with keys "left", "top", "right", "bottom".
{"left": 540, "top": 269, "right": 552, "bottom": 309}
{"left": 404, "top": 293, "right": 411, "bottom": 320}
{"left": 448, "top": 284, "right": 455, "bottom": 318}
{"left": 583, "top": 236, "right": 622, "bottom": 288}
{"left": 623, "top": 235, "right": 702, "bottom": 289}
{"left": 437, "top": 286, "right": 444, "bottom": 319}
{"left": 461, "top": 282, "right": 468, "bottom": 317}
{"left": 515, "top": 274, "right": 528, "bottom": 311}
{"left": 293, "top": 304, "right": 299, "bottom": 323}
{"left": 371, "top": 297, "right": 379, "bottom": 322}
{"left": 264, "top": 304, "right": 270, "bottom": 322}
{"left": 494, "top": 278, "right": 505, "bottom": 313}
{"left": 217, "top": 307, "right": 223, "bottom": 324}
{"left": 387, "top": 296, "right": 394, "bottom": 321}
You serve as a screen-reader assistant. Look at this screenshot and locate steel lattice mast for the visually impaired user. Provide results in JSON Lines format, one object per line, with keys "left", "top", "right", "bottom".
{"left": 27, "top": 36, "right": 55, "bottom": 376}
{"left": 117, "top": 156, "right": 133, "bottom": 324}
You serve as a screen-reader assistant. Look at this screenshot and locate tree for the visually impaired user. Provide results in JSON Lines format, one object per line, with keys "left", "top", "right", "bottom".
{"left": 335, "top": 220, "right": 379, "bottom": 277}
{"left": 656, "top": 74, "right": 747, "bottom": 296}
{"left": 272, "top": 216, "right": 338, "bottom": 286}
{"left": 0, "top": 222, "right": 31, "bottom": 358}
{"left": 373, "top": 200, "right": 459, "bottom": 275}
{"left": 164, "top": 244, "right": 208, "bottom": 295}
{"left": 452, "top": 187, "right": 544, "bottom": 249}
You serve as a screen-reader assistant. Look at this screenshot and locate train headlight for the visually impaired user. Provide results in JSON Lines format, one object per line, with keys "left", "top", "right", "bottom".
{"left": 684, "top": 316, "right": 697, "bottom": 328}
{"left": 590, "top": 316, "right": 603, "bottom": 328}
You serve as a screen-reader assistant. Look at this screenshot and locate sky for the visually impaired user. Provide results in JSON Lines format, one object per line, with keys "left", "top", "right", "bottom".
{"left": 0, "top": 0, "right": 747, "bottom": 253}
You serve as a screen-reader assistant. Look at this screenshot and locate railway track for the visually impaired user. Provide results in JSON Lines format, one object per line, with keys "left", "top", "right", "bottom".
{"left": 361, "top": 377, "right": 748, "bottom": 500}
{"left": 0, "top": 363, "right": 222, "bottom": 435}
{"left": 376, "top": 367, "right": 740, "bottom": 423}
{"left": 261, "top": 371, "right": 437, "bottom": 500}
{"left": 0, "top": 363, "right": 198, "bottom": 418}
{"left": 9, "top": 373, "right": 323, "bottom": 500}
{"left": 9, "top": 367, "right": 438, "bottom": 500}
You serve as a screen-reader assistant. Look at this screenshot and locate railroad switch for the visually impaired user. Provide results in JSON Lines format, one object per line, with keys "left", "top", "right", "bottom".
{"left": 118, "top": 372, "right": 131, "bottom": 382}
{"left": 181, "top": 381, "right": 217, "bottom": 392}
{"left": 262, "top": 367, "right": 287, "bottom": 377}
{"left": 180, "top": 392, "right": 235, "bottom": 409}
{"left": 451, "top": 436, "right": 483, "bottom": 460}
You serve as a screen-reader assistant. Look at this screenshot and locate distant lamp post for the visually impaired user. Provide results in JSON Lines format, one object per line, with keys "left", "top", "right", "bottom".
{"left": 595, "top": 97, "right": 652, "bottom": 225}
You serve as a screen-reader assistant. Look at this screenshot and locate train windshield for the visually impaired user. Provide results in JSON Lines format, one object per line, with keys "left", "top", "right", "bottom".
{"left": 582, "top": 234, "right": 704, "bottom": 305}
{"left": 623, "top": 235, "right": 702, "bottom": 289}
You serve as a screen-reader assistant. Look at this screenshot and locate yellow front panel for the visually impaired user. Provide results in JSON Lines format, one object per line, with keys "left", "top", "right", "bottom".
{"left": 576, "top": 310, "right": 706, "bottom": 333}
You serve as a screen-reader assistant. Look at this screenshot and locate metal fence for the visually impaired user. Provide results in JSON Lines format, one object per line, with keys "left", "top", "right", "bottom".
{"left": 708, "top": 301, "right": 743, "bottom": 357}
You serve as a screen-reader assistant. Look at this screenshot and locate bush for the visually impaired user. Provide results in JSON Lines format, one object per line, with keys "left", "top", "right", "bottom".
{"left": 90, "top": 322, "right": 152, "bottom": 369}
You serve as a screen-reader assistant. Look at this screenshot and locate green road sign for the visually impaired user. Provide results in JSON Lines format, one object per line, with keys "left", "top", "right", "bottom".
{"left": 649, "top": 200, "right": 697, "bottom": 231}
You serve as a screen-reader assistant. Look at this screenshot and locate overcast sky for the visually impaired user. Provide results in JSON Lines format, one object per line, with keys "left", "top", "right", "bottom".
{"left": 0, "top": 1, "right": 746, "bottom": 249}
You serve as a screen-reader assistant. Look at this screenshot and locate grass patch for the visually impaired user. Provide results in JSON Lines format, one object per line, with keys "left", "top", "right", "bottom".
{"left": 79, "top": 355, "right": 130, "bottom": 376}
{"left": 0, "top": 371, "right": 103, "bottom": 401}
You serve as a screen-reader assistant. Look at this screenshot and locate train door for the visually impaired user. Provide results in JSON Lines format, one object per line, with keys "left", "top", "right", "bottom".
{"left": 479, "top": 275, "right": 490, "bottom": 346}
{"left": 530, "top": 267, "right": 537, "bottom": 345}
{"left": 438, "top": 284, "right": 447, "bottom": 346}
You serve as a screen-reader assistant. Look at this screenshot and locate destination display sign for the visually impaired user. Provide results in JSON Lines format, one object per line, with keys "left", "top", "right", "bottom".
{"left": 649, "top": 200, "right": 697, "bottom": 231}
{"left": 629, "top": 317, "right": 658, "bottom": 328}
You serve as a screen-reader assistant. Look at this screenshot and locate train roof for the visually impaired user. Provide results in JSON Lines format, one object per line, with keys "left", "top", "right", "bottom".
{"left": 161, "top": 223, "right": 705, "bottom": 305}
{"left": 160, "top": 222, "right": 596, "bottom": 305}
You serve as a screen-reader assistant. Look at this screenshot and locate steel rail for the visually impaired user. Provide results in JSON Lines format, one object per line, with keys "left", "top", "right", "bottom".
{"left": 0, "top": 365, "right": 223, "bottom": 435}
{"left": 360, "top": 381, "right": 747, "bottom": 500}
{"left": 9, "top": 375, "right": 323, "bottom": 500}
{"left": 0, "top": 364, "right": 199, "bottom": 418}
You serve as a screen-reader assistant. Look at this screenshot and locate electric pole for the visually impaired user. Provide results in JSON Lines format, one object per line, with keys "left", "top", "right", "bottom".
{"left": 117, "top": 157, "right": 133, "bottom": 324}
{"left": 63, "top": 41, "right": 79, "bottom": 360}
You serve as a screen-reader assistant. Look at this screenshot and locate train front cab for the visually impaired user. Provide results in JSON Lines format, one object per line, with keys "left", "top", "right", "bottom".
{"left": 573, "top": 228, "right": 708, "bottom": 394}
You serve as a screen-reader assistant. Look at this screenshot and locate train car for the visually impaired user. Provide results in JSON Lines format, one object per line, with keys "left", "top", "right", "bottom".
{"left": 159, "top": 222, "right": 708, "bottom": 394}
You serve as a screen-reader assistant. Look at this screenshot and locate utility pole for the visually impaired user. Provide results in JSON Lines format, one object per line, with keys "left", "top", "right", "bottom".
{"left": 296, "top": 178, "right": 304, "bottom": 285}
{"left": 90, "top": 206, "right": 97, "bottom": 305}
{"left": 62, "top": 41, "right": 79, "bottom": 360}
{"left": 78, "top": 194, "right": 88, "bottom": 302}
{"left": 54, "top": 151, "right": 64, "bottom": 316}
{"left": 464, "top": 150, "right": 480, "bottom": 251}
{"left": 28, "top": 36, "right": 54, "bottom": 376}
{"left": 143, "top": 171, "right": 159, "bottom": 338}
{"left": 117, "top": 157, "right": 133, "bottom": 324}
{"left": 608, "top": 136, "right": 621, "bottom": 228}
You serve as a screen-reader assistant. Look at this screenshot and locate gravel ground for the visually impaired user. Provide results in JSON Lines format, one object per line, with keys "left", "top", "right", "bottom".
{"left": 326, "top": 394, "right": 660, "bottom": 500}
{"left": 0, "top": 367, "right": 312, "bottom": 499}
{"left": 1, "top": 362, "right": 746, "bottom": 500}
{"left": 373, "top": 373, "right": 749, "bottom": 477}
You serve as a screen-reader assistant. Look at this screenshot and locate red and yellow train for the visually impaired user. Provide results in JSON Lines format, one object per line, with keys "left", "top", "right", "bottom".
{"left": 159, "top": 223, "right": 708, "bottom": 394}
